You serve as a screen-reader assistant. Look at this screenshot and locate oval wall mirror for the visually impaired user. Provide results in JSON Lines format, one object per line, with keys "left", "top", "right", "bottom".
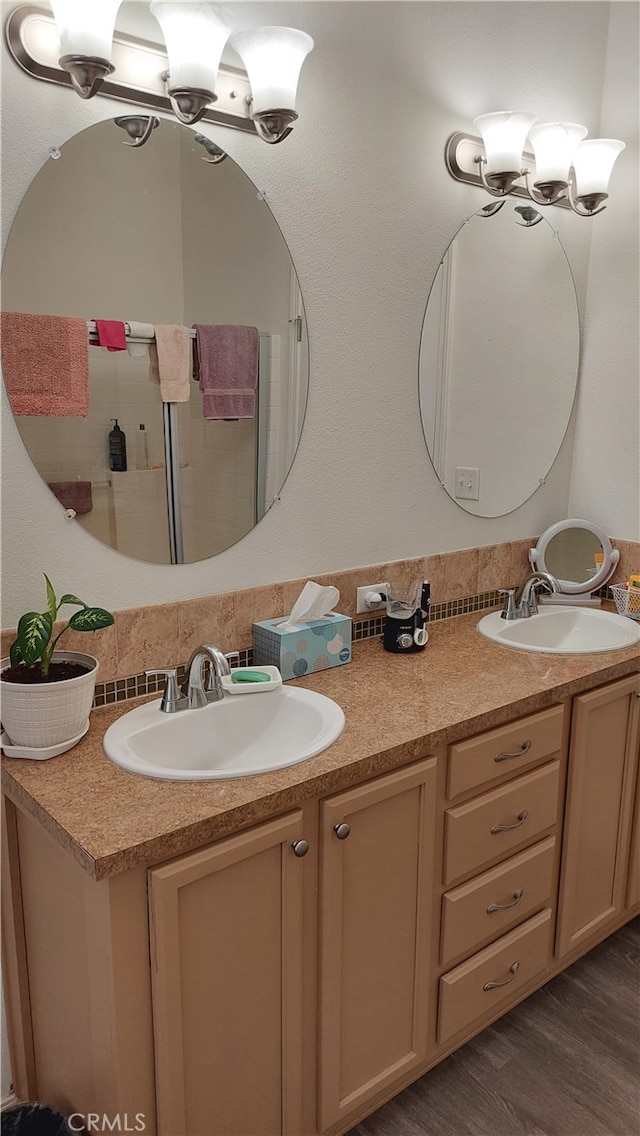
{"left": 419, "top": 202, "right": 580, "bottom": 516}
{"left": 529, "top": 518, "right": 619, "bottom": 598}
{"left": 1, "top": 118, "right": 308, "bottom": 564}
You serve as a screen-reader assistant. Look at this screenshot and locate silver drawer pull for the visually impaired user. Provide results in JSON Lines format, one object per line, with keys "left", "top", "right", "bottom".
{"left": 483, "top": 961, "right": 519, "bottom": 991}
{"left": 333, "top": 823, "right": 351, "bottom": 840}
{"left": 486, "top": 888, "right": 524, "bottom": 914}
{"left": 291, "top": 839, "right": 309, "bottom": 858}
{"left": 491, "top": 810, "right": 528, "bottom": 835}
{"left": 494, "top": 740, "right": 532, "bottom": 763}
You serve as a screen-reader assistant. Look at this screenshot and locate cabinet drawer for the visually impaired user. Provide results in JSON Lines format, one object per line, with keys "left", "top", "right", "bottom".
{"left": 447, "top": 705, "right": 564, "bottom": 799}
{"left": 438, "top": 908, "right": 553, "bottom": 1044}
{"left": 440, "top": 836, "right": 556, "bottom": 966}
{"left": 444, "top": 761, "right": 560, "bottom": 885}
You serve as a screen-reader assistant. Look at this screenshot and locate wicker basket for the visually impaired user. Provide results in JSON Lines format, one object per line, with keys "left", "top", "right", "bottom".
{"left": 609, "top": 584, "right": 640, "bottom": 622}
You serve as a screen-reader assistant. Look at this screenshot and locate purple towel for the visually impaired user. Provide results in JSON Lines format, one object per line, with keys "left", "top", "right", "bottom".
{"left": 48, "top": 480, "right": 93, "bottom": 515}
{"left": 192, "top": 325, "right": 259, "bottom": 420}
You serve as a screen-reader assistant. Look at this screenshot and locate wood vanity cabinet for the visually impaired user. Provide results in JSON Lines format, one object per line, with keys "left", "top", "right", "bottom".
{"left": 435, "top": 706, "right": 565, "bottom": 1051}
{"left": 626, "top": 740, "right": 640, "bottom": 909}
{"left": 317, "top": 758, "right": 438, "bottom": 1132}
{"left": 148, "top": 810, "right": 308, "bottom": 1136}
{"left": 3, "top": 675, "right": 640, "bottom": 1136}
{"left": 556, "top": 674, "right": 640, "bottom": 957}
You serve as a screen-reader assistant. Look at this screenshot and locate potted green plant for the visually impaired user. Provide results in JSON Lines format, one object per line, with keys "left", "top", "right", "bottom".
{"left": 1, "top": 574, "right": 114, "bottom": 751}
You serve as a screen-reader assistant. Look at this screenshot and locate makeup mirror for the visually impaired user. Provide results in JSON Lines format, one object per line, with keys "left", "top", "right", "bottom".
{"left": 419, "top": 201, "right": 580, "bottom": 516}
{"left": 1, "top": 118, "right": 308, "bottom": 564}
{"left": 529, "top": 518, "right": 619, "bottom": 603}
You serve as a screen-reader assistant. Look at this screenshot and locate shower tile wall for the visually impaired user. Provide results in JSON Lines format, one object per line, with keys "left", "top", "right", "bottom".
{"left": 17, "top": 350, "right": 172, "bottom": 562}
{"left": 178, "top": 396, "right": 256, "bottom": 563}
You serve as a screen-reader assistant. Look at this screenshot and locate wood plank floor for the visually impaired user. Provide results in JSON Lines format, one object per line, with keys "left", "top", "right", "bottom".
{"left": 349, "top": 919, "right": 640, "bottom": 1136}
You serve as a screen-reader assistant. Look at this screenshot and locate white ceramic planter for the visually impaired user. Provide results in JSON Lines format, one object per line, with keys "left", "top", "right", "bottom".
{"left": 0, "top": 651, "right": 99, "bottom": 749}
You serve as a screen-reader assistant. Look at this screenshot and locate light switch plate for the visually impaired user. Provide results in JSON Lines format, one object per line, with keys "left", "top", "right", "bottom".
{"left": 455, "top": 467, "right": 480, "bottom": 500}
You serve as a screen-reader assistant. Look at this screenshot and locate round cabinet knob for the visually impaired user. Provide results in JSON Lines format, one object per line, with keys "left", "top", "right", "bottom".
{"left": 291, "top": 839, "right": 309, "bottom": 858}
{"left": 397, "top": 633, "right": 414, "bottom": 649}
{"left": 333, "top": 822, "right": 351, "bottom": 840}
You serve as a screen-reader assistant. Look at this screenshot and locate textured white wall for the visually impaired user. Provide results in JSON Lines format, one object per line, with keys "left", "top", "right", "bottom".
{"left": 2, "top": 1, "right": 637, "bottom": 626}
{"left": 568, "top": 1, "right": 640, "bottom": 537}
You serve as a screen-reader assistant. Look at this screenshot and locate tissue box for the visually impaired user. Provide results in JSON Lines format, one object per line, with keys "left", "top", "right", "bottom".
{"left": 253, "top": 613, "right": 352, "bottom": 680}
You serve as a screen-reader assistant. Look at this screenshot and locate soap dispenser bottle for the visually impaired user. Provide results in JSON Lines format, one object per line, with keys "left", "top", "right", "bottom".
{"left": 136, "top": 423, "right": 149, "bottom": 470}
{"left": 109, "top": 419, "right": 127, "bottom": 472}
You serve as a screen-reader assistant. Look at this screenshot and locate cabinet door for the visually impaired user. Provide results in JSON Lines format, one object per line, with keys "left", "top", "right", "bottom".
{"left": 148, "top": 810, "right": 306, "bottom": 1136}
{"left": 556, "top": 675, "right": 640, "bottom": 957}
{"left": 318, "top": 758, "right": 438, "bottom": 1132}
{"left": 625, "top": 730, "right": 640, "bottom": 910}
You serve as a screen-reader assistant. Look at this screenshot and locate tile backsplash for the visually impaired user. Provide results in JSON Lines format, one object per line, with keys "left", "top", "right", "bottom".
{"left": 2, "top": 537, "right": 638, "bottom": 707}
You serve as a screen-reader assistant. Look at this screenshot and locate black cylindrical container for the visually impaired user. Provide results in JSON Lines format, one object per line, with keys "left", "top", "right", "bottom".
{"left": 109, "top": 419, "right": 127, "bottom": 472}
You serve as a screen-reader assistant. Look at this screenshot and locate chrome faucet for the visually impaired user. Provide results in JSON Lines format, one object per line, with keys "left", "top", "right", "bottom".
{"left": 499, "top": 571, "right": 561, "bottom": 620}
{"left": 182, "top": 644, "right": 231, "bottom": 708}
{"left": 146, "top": 644, "right": 234, "bottom": 713}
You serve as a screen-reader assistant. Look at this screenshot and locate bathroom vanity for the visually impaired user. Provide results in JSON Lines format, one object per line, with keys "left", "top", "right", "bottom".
{"left": 2, "top": 611, "right": 639, "bottom": 1136}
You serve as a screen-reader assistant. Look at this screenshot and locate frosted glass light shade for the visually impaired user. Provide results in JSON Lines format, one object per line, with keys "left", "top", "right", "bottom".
{"left": 473, "top": 111, "right": 538, "bottom": 174}
{"left": 529, "top": 122, "right": 588, "bottom": 184}
{"left": 229, "top": 27, "right": 314, "bottom": 114}
{"left": 150, "top": 2, "right": 230, "bottom": 94}
{"left": 572, "top": 138, "right": 626, "bottom": 197}
{"left": 50, "top": 0, "right": 121, "bottom": 61}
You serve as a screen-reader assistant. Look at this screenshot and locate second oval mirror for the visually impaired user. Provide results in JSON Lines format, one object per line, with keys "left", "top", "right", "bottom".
{"left": 2, "top": 118, "right": 308, "bottom": 564}
{"left": 419, "top": 202, "right": 579, "bottom": 516}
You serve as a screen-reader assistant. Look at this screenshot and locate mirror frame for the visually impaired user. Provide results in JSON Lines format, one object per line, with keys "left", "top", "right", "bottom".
{"left": 529, "top": 518, "right": 619, "bottom": 594}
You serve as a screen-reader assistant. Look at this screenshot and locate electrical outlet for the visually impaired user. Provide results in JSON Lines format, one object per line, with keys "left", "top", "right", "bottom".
{"left": 356, "top": 582, "right": 388, "bottom": 614}
{"left": 455, "top": 467, "right": 480, "bottom": 501}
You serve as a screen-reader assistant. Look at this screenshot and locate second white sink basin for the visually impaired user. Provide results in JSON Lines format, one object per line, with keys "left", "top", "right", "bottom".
{"left": 103, "top": 685, "right": 345, "bottom": 780}
{"left": 478, "top": 605, "right": 640, "bottom": 655}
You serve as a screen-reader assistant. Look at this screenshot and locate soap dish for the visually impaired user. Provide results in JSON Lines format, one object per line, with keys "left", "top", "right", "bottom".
{"left": 222, "top": 665, "right": 283, "bottom": 694}
{"left": 0, "top": 720, "right": 90, "bottom": 760}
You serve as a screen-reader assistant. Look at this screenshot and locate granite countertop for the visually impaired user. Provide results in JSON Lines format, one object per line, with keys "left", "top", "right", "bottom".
{"left": 2, "top": 611, "right": 639, "bottom": 881}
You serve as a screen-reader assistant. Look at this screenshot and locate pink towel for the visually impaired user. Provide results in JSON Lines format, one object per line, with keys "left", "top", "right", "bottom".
{"left": 148, "top": 325, "right": 191, "bottom": 402}
{"left": 192, "top": 325, "right": 259, "bottom": 420}
{"left": 1, "top": 311, "right": 89, "bottom": 416}
{"left": 93, "top": 319, "right": 127, "bottom": 352}
{"left": 48, "top": 480, "right": 93, "bottom": 515}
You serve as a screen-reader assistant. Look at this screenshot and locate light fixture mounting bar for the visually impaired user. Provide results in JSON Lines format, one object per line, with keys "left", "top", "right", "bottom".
{"left": 445, "top": 132, "right": 571, "bottom": 210}
{"left": 5, "top": 5, "right": 257, "bottom": 137}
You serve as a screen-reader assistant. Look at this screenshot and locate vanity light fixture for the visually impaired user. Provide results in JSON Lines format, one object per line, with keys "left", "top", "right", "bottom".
{"left": 5, "top": 4, "right": 314, "bottom": 144}
{"left": 193, "top": 134, "right": 227, "bottom": 163}
{"left": 114, "top": 115, "right": 159, "bottom": 147}
{"left": 49, "top": 0, "right": 122, "bottom": 98}
{"left": 149, "top": 1, "right": 230, "bottom": 125}
{"left": 446, "top": 111, "right": 625, "bottom": 216}
{"left": 514, "top": 205, "right": 543, "bottom": 227}
{"left": 229, "top": 26, "right": 315, "bottom": 145}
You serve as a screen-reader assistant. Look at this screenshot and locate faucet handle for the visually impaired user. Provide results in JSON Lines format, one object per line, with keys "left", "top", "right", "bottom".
{"left": 498, "top": 588, "right": 518, "bottom": 621}
{"left": 145, "top": 667, "right": 182, "bottom": 713}
{"left": 203, "top": 652, "right": 241, "bottom": 692}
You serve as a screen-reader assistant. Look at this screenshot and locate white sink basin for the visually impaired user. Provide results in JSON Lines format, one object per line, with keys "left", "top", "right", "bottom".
{"left": 103, "top": 686, "right": 345, "bottom": 780}
{"left": 478, "top": 605, "right": 640, "bottom": 655}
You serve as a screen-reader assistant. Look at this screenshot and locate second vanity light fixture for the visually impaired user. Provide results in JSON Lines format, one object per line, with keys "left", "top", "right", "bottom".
{"left": 446, "top": 112, "right": 625, "bottom": 216}
{"left": 11, "top": 2, "right": 314, "bottom": 145}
